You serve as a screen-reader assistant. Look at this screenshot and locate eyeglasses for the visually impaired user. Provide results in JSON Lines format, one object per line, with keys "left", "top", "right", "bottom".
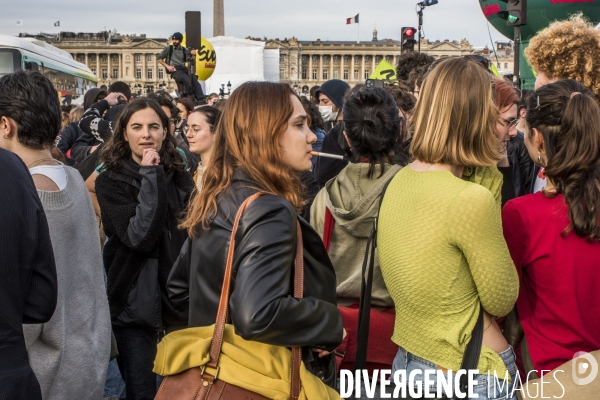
{"left": 501, "top": 117, "right": 519, "bottom": 129}
{"left": 183, "top": 124, "right": 201, "bottom": 134}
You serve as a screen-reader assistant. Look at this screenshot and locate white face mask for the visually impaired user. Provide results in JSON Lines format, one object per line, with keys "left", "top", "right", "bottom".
{"left": 319, "top": 105, "right": 338, "bottom": 122}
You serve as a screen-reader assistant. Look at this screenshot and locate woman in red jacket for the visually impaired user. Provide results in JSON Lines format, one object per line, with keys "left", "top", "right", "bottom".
{"left": 502, "top": 80, "right": 600, "bottom": 375}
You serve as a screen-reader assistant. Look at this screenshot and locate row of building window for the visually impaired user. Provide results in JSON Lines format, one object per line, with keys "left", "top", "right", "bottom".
{"left": 90, "top": 68, "right": 164, "bottom": 80}
{"left": 280, "top": 69, "right": 370, "bottom": 80}
{"left": 79, "top": 54, "right": 155, "bottom": 63}
{"left": 280, "top": 55, "right": 393, "bottom": 65}
{"left": 498, "top": 62, "right": 510, "bottom": 69}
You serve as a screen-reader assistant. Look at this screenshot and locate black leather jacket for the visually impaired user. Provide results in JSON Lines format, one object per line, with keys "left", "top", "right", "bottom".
{"left": 509, "top": 131, "right": 534, "bottom": 197}
{"left": 167, "top": 172, "right": 343, "bottom": 385}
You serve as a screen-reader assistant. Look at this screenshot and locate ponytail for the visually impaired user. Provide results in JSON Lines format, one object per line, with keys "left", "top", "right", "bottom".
{"left": 526, "top": 79, "right": 600, "bottom": 241}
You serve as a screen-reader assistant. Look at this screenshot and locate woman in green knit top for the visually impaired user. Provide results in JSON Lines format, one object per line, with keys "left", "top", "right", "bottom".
{"left": 378, "top": 58, "right": 519, "bottom": 399}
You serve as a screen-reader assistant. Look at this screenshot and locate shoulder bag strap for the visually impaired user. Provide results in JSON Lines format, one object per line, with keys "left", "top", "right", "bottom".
{"left": 353, "top": 173, "right": 397, "bottom": 372}
{"left": 167, "top": 45, "right": 173, "bottom": 66}
{"left": 454, "top": 307, "right": 484, "bottom": 398}
{"left": 206, "top": 192, "right": 303, "bottom": 399}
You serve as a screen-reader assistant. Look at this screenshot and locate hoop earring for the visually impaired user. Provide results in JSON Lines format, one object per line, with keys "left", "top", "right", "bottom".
{"left": 2, "top": 134, "right": 8, "bottom": 140}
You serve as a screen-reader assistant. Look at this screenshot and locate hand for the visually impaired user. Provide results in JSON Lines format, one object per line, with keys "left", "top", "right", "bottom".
{"left": 311, "top": 329, "right": 347, "bottom": 358}
{"left": 141, "top": 148, "right": 160, "bottom": 166}
{"left": 168, "top": 65, "right": 176, "bottom": 73}
{"left": 190, "top": 49, "right": 197, "bottom": 55}
{"left": 104, "top": 92, "right": 127, "bottom": 106}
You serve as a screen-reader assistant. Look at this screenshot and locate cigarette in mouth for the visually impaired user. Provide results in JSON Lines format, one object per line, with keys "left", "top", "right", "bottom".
{"left": 311, "top": 151, "right": 344, "bottom": 160}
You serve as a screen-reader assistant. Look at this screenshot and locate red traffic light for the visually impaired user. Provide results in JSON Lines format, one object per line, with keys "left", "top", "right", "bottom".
{"left": 404, "top": 28, "right": 416, "bottom": 37}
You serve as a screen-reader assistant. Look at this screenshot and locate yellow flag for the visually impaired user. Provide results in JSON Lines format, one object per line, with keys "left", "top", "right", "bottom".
{"left": 490, "top": 63, "right": 501, "bottom": 77}
{"left": 369, "top": 60, "right": 397, "bottom": 81}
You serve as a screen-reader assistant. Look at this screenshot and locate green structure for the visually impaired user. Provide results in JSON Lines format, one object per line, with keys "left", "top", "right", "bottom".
{"left": 479, "top": 0, "right": 600, "bottom": 88}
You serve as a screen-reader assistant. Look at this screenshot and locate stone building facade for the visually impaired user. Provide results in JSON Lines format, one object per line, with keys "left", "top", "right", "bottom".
{"left": 257, "top": 30, "right": 474, "bottom": 92}
{"left": 26, "top": 31, "right": 177, "bottom": 94}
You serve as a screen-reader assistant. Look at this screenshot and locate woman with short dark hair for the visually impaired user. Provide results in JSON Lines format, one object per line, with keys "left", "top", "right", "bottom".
{"left": 502, "top": 79, "right": 600, "bottom": 375}
{"left": 95, "top": 97, "right": 194, "bottom": 400}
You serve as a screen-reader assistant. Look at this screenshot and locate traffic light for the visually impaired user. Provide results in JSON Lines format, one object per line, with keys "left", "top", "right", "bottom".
{"left": 401, "top": 27, "right": 417, "bottom": 53}
{"left": 498, "top": 0, "right": 527, "bottom": 26}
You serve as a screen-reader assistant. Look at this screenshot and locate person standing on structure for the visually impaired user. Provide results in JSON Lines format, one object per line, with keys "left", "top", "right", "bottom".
{"left": 157, "top": 32, "right": 203, "bottom": 101}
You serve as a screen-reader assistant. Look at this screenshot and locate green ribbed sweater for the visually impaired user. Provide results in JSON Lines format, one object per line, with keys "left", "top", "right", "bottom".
{"left": 378, "top": 166, "right": 519, "bottom": 377}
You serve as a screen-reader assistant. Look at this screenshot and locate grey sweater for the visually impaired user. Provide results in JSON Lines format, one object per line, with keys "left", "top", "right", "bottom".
{"left": 23, "top": 166, "right": 111, "bottom": 400}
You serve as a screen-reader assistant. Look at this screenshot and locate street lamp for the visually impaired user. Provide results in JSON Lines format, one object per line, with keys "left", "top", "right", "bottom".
{"left": 416, "top": 0, "right": 439, "bottom": 52}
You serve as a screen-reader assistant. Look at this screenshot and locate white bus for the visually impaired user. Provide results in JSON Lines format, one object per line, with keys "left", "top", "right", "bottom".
{"left": 0, "top": 35, "right": 97, "bottom": 101}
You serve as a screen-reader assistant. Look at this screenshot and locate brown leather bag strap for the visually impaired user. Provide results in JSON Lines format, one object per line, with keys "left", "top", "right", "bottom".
{"left": 290, "top": 221, "right": 303, "bottom": 400}
{"left": 208, "top": 192, "right": 264, "bottom": 367}
{"left": 207, "top": 192, "right": 304, "bottom": 399}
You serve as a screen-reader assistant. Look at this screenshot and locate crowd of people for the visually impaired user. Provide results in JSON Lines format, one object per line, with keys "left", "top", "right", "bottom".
{"left": 0, "top": 14, "right": 599, "bottom": 400}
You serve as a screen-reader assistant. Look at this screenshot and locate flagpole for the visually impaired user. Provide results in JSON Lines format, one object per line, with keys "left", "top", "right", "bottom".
{"left": 357, "top": 19, "right": 360, "bottom": 44}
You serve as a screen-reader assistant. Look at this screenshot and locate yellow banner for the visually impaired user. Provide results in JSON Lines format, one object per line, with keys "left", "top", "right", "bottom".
{"left": 490, "top": 63, "right": 501, "bottom": 77}
{"left": 369, "top": 59, "right": 397, "bottom": 81}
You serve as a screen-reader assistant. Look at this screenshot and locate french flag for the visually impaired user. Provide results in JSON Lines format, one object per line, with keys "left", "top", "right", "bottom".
{"left": 346, "top": 14, "right": 359, "bottom": 25}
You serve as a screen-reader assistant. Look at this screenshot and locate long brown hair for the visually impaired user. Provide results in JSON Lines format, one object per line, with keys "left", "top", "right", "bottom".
{"left": 180, "top": 82, "right": 304, "bottom": 236}
{"left": 99, "top": 98, "right": 184, "bottom": 174}
{"left": 526, "top": 79, "right": 600, "bottom": 241}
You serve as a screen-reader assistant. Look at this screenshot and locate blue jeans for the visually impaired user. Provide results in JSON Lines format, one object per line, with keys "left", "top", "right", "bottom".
{"left": 104, "top": 359, "right": 126, "bottom": 398}
{"left": 391, "top": 346, "right": 518, "bottom": 399}
{"left": 113, "top": 325, "right": 159, "bottom": 400}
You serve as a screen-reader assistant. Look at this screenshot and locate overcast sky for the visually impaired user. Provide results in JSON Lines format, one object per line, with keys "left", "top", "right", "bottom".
{"left": 2, "top": 0, "right": 511, "bottom": 48}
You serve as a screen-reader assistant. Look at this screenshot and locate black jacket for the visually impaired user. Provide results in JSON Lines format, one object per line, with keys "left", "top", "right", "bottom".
{"left": 96, "top": 162, "right": 194, "bottom": 329}
{"left": 56, "top": 122, "right": 84, "bottom": 165}
{"left": 510, "top": 131, "right": 534, "bottom": 197}
{"left": 167, "top": 172, "right": 343, "bottom": 385}
{"left": 313, "top": 122, "right": 348, "bottom": 187}
{"left": 0, "top": 149, "right": 57, "bottom": 400}
{"left": 500, "top": 132, "right": 535, "bottom": 205}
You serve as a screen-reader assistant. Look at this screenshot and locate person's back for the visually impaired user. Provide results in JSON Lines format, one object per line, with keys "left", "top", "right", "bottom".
{"left": 502, "top": 80, "right": 600, "bottom": 373}
{"left": 0, "top": 147, "right": 57, "bottom": 400}
{"left": 23, "top": 165, "right": 111, "bottom": 400}
{"left": 378, "top": 58, "right": 519, "bottom": 400}
{"left": 380, "top": 167, "right": 515, "bottom": 370}
{"left": 311, "top": 86, "right": 407, "bottom": 308}
{"left": 503, "top": 193, "right": 600, "bottom": 371}
{"left": 0, "top": 70, "right": 110, "bottom": 400}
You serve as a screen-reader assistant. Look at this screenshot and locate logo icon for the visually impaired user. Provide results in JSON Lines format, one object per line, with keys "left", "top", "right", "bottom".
{"left": 572, "top": 352, "right": 598, "bottom": 386}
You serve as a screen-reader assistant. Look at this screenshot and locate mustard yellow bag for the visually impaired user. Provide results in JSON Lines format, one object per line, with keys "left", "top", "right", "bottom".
{"left": 153, "top": 324, "right": 341, "bottom": 400}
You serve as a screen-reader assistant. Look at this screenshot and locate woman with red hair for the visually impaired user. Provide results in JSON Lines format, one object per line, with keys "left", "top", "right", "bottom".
{"left": 170, "top": 81, "right": 343, "bottom": 388}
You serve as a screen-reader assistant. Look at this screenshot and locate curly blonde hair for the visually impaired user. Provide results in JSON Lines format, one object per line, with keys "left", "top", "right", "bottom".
{"left": 525, "top": 14, "right": 600, "bottom": 102}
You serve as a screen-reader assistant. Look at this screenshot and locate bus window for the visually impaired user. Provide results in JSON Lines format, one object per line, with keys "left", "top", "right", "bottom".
{"left": 0, "top": 49, "right": 20, "bottom": 77}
